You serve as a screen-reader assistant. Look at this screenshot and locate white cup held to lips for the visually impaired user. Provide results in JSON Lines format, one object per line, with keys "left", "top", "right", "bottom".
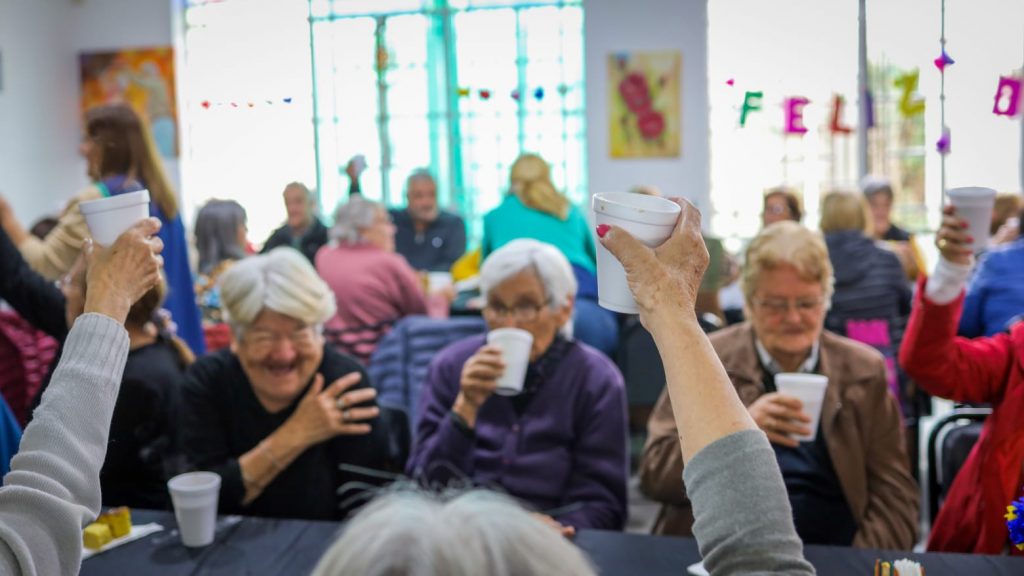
{"left": 592, "top": 192, "right": 682, "bottom": 314}
{"left": 78, "top": 189, "right": 151, "bottom": 246}
{"left": 167, "top": 471, "right": 221, "bottom": 547}
{"left": 487, "top": 327, "right": 533, "bottom": 396}
{"left": 773, "top": 373, "right": 828, "bottom": 442}
{"left": 947, "top": 187, "right": 997, "bottom": 254}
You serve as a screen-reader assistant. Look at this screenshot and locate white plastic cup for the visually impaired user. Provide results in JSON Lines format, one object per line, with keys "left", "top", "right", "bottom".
{"left": 947, "top": 187, "right": 997, "bottom": 254}
{"left": 592, "top": 192, "right": 682, "bottom": 313}
{"left": 167, "top": 471, "right": 221, "bottom": 547}
{"left": 486, "top": 328, "right": 533, "bottom": 396}
{"left": 774, "top": 373, "right": 828, "bottom": 442}
{"left": 427, "top": 272, "right": 453, "bottom": 293}
{"left": 79, "top": 189, "right": 151, "bottom": 246}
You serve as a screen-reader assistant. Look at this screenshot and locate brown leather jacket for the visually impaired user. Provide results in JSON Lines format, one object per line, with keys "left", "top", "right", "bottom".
{"left": 638, "top": 323, "right": 919, "bottom": 550}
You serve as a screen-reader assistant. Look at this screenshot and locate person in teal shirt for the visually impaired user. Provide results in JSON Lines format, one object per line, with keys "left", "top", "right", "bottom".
{"left": 481, "top": 154, "right": 617, "bottom": 356}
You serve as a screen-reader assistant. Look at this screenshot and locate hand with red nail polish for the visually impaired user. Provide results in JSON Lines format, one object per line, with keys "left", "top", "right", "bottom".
{"left": 595, "top": 198, "right": 708, "bottom": 331}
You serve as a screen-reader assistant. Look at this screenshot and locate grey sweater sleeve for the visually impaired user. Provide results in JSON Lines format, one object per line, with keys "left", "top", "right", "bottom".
{"left": 0, "top": 314, "right": 129, "bottom": 576}
{"left": 683, "top": 429, "right": 815, "bottom": 575}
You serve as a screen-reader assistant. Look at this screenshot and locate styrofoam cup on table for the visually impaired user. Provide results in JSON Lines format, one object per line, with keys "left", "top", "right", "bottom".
{"left": 773, "top": 373, "right": 828, "bottom": 442}
{"left": 486, "top": 327, "right": 533, "bottom": 396}
{"left": 167, "top": 471, "right": 221, "bottom": 547}
{"left": 592, "top": 192, "right": 681, "bottom": 313}
{"left": 79, "top": 189, "right": 151, "bottom": 246}
{"left": 947, "top": 187, "right": 997, "bottom": 254}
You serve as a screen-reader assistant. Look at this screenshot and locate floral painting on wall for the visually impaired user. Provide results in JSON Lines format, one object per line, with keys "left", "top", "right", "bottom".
{"left": 608, "top": 51, "right": 681, "bottom": 158}
{"left": 80, "top": 46, "right": 178, "bottom": 157}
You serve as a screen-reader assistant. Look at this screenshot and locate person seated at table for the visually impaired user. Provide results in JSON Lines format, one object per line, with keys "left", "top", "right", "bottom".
{"left": 317, "top": 196, "right": 427, "bottom": 365}
{"left": 181, "top": 247, "right": 391, "bottom": 521}
{"left": 820, "top": 190, "right": 911, "bottom": 336}
{"left": 899, "top": 205, "right": 1024, "bottom": 555}
{"left": 312, "top": 489, "right": 596, "bottom": 576}
{"left": 639, "top": 221, "right": 919, "bottom": 550}
{"left": 406, "top": 239, "right": 628, "bottom": 531}
{"left": 261, "top": 182, "right": 329, "bottom": 263}
{"left": 0, "top": 219, "right": 164, "bottom": 576}
{"left": 194, "top": 199, "right": 249, "bottom": 352}
{"left": 0, "top": 224, "right": 189, "bottom": 510}
{"left": 481, "top": 153, "right": 618, "bottom": 357}
{"left": 390, "top": 169, "right": 467, "bottom": 273}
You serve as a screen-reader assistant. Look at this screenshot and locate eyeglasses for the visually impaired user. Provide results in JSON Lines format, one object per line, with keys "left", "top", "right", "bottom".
{"left": 244, "top": 326, "right": 318, "bottom": 353}
{"left": 753, "top": 297, "right": 825, "bottom": 316}
{"left": 483, "top": 301, "right": 548, "bottom": 323}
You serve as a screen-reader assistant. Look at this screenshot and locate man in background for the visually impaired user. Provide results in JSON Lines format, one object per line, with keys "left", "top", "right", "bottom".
{"left": 390, "top": 169, "right": 466, "bottom": 272}
{"left": 261, "top": 182, "right": 329, "bottom": 263}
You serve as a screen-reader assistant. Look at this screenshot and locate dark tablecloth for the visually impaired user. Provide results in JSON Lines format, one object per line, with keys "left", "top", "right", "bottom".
{"left": 80, "top": 510, "right": 1024, "bottom": 575}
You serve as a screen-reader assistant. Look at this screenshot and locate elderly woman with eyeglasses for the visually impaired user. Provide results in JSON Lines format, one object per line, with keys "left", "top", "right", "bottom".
{"left": 181, "top": 247, "right": 390, "bottom": 521}
{"left": 407, "top": 239, "right": 628, "bottom": 533}
{"left": 639, "top": 221, "right": 919, "bottom": 550}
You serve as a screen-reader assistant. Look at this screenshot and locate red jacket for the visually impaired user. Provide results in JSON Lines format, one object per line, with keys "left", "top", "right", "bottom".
{"left": 899, "top": 278, "right": 1024, "bottom": 554}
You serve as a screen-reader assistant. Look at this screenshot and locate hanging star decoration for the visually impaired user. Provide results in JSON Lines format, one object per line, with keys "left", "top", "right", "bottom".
{"left": 533, "top": 87, "right": 545, "bottom": 101}
{"left": 510, "top": 89, "right": 521, "bottom": 101}
{"left": 934, "top": 50, "right": 955, "bottom": 72}
{"left": 457, "top": 87, "right": 471, "bottom": 97}
{"left": 1007, "top": 497, "right": 1024, "bottom": 551}
{"left": 478, "top": 89, "right": 491, "bottom": 100}
{"left": 936, "top": 127, "right": 951, "bottom": 155}
{"left": 197, "top": 97, "right": 295, "bottom": 109}
{"left": 726, "top": 78, "right": 735, "bottom": 86}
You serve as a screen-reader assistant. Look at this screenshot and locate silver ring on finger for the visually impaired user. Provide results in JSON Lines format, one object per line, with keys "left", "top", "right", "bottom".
{"left": 336, "top": 396, "right": 346, "bottom": 410}
{"left": 341, "top": 409, "right": 351, "bottom": 423}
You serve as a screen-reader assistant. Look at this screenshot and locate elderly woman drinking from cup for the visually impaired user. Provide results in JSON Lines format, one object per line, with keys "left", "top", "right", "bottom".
{"left": 181, "top": 247, "right": 390, "bottom": 521}
{"left": 407, "top": 239, "right": 628, "bottom": 532}
{"left": 639, "top": 221, "right": 919, "bottom": 549}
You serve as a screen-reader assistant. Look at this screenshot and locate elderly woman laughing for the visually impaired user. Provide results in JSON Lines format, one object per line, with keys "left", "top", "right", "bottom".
{"left": 181, "top": 247, "right": 390, "bottom": 520}
{"left": 407, "top": 239, "right": 628, "bottom": 532}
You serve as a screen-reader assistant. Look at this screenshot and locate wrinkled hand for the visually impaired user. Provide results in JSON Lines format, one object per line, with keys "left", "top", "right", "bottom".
{"left": 286, "top": 373, "right": 379, "bottom": 448}
{"left": 747, "top": 393, "right": 812, "bottom": 448}
{"left": 83, "top": 218, "right": 165, "bottom": 324}
{"left": 457, "top": 345, "right": 505, "bottom": 410}
{"left": 532, "top": 513, "right": 576, "bottom": 538}
{"left": 935, "top": 205, "right": 973, "bottom": 266}
{"left": 597, "top": 198, "right": 709, "bottom": 324}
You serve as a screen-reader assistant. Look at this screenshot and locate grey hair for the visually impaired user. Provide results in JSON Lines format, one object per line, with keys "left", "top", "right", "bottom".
{"left": 284, "top": 181, "right": 314, "bottom": 200}
{"left": 480, "top": 239, "right": 578, "bottom": 311}
{"left": 194, "top": 199, "right": 247, "bottom": 274}
{"left": 219, "top": 247, "right": 336, "bottom": 338}
{"left": 330, "top": 196, "right": 382, "bottom": 244}
{"left": 312, "top": 489, "right": 595, "bottom": 576}
{"left": 406, "top": 168, "right": 436, "bottom": 192}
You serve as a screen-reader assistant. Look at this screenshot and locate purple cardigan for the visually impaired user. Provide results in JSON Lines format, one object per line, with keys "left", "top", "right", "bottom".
{"left": 407, "top": 334, "right": 628, "bottom": 530}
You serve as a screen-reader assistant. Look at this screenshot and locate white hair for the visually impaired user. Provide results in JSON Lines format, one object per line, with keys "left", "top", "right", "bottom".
{"left": 480, "top": 239, "right": 577, "bottom": 311}
{"left": 312, "top": 489, "right": 595, "bottom": 576}
{"left": 220, "top": 247, "right": 336, "bottom": 336}
{"left": 331, "top": 196, "right": 382, "bottom": 244}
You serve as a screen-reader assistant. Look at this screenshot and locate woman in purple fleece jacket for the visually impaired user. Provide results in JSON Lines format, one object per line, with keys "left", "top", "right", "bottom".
{"left": 407, "top": 239, "right": 628, "bottom": 533}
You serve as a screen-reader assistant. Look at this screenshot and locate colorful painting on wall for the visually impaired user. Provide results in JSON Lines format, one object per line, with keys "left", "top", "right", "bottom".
{"left": 608, "top": 50, "right": 681, "bottom": 158}
{"left": 79, "top": 46, "right": 178, "bottom": 157}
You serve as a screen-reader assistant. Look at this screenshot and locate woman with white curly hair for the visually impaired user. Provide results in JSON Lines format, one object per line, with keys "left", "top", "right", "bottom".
{"left": 407, "top": 239, "right": 628, "bottom": 533}
{"left": 181, "top": 247, "right": 390, "bottom": 520}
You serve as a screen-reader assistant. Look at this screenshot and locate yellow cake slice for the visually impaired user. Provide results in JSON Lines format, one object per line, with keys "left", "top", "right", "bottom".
{"left": 98, "top": 507, "right": 132, "bottom": 538}
{"left": 83, "top": 523, "right": 112, "bottom": 550}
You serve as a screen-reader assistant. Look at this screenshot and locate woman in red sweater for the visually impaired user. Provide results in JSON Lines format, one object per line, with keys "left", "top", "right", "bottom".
{"left": 899, "top": 206, "right": 1024, "bottom": 555}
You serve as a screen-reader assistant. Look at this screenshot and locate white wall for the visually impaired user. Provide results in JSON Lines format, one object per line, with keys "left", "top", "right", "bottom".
{"left": 585, "top": 0, "right": 710, "bottom": 219}
{"left": 0, "top": 0, "right": 173, "bottom": 226}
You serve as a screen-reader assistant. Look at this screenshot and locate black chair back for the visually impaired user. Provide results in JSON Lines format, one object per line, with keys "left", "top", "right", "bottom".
{"left": 925, "top": 407, "right": 990, "bottom": 526}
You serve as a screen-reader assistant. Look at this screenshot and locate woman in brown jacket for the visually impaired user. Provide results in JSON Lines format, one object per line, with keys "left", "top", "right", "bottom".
{"left": 639, "top": 221, "right": 919, "bottom": 550}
